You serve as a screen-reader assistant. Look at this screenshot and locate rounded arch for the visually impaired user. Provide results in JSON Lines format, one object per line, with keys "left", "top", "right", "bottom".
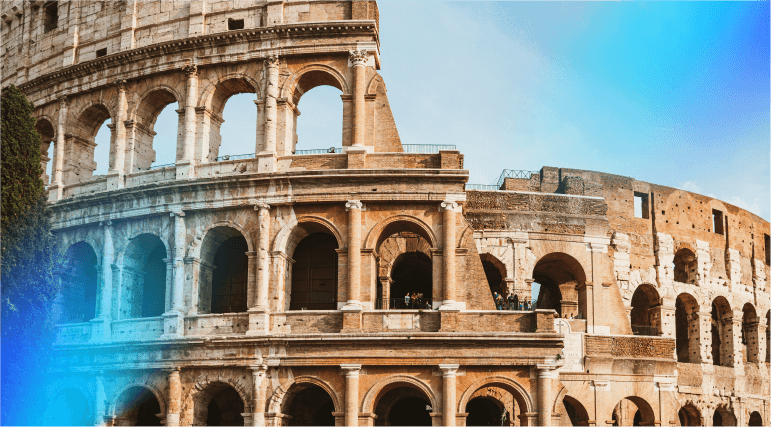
{"left": 72, "top": 101, "right": 116, "bottom": 137}
{"left": 673, "top": 247, "right": 697, "bottom": 284}
{"left": 529, "top": 252, "right": 587, "bottom": 284}
{"left": 553, "top": 387, "right": 590, "bottom": 427}
{"left": 35, "top": 116, "right": 56, "bottom": 141}
{"left": 480, "top": 252, "right": 507, "bottom": 301}
{"left": 675, "top": 292, "right": 701, "bottom": 363}
{"left": 131, "top": 86, "right": 182, "bottom": 128}
{"left": 268, "top": 375, "right": 342, "bottom": 414}
{"left": 364, "top": 215, "right": 438, "bottom": 251}
{"left": 748, "top": 410, "right": 763, "bottom": 426}
{"left": 458, "top": 376, "right": 534, "bottom": 416}
{"left": 362, "top": 375, "right": 438, "bottom": 414}
{"left": 186, "top": 380, "right": 248, "bottom": 426}
{"left": 480, "top": 253, "right": 507, "bottom": 279}
{"left": 199, "top": 73, "right": 261, "bottom": 111}
{"left": 741, "top": 302, "right": 759, "bottom": 363}
{"left": 612, "top": 395, "right": 656, "bottom": 426}
{"left": 630, "top": 283, "right": 661, "bottom": 336}
{"left": 365, "top": 73, "right": 386, "bottom": 96}
{"left": 530, "top": 252, "right": 587, "bottom": 318}
{"left": 272, "top": 215, "right": 344, "bottom": 256}
{"left": 678, "top": 401, "right": 702, "bottom": 426}
{"left": 195, "top": 223, "right": 252, "bottom": 314}
{"left": 120, "top": 233, "right": 169, "bottom": 319}
{"left": 56, "top": 241, "right": 99, "bottom": 324}
{"left": 112, "top": 383, "right": 167, "bottom": 420}
{"left": 192, "top": 220, "right": 255, "bottom": 260}
{"left": 712, "top": 404, "right": 736, "bottom": 426}
{"left": 280, "top": 63, "right": 350, "bottom": 104}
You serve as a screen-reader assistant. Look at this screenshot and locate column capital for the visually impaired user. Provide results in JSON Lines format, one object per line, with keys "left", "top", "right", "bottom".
{"left": 252, "top": 201, "right": 271, "bottom": 211}
{"left": 438, "top": 364, "right": 459, "bottom": 376}
{"left": 114, "top": 78, "right": 128, "bottom": 91}
{"left": 265, "top": 54, "right": 280, "bottom": 69}
{"left": 170, "top": 211, "right": 185, "bottom": 217}
{"left": 99, "top": 220, "right": 113, "bottom": 227}
{"left": 346, "top": 200, "right": 363, "bottom": 211}
{"left": 340, "top": 364, "right": 361, "bottom": 376}
{"left": 250, "top": 364, "right": 268, "bottom": 373}
{"left": 58, "top": 94, "right": 69, "bottom": 107}
{"left": 349, "top": 49, "right": 368, "bottom": 67}
{"left": 182, "top": 64, "right": 197, "bottom": 76}
{"left": 165, "top": 366, "right": 181, "bottom": 373}
{"left": 440, "top": 200, "right": 461, "bottom": 212}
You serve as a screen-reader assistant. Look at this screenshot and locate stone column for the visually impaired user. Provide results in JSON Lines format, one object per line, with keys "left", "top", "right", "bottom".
{"left": 439, "top": 364, "right": 459, "bottom": 426}
{"left": 108, "top": 79, "right": 128, "bottom": 189}
{"left": 349, "top": 50, "right": 368, "bottom": 148}
{"left": 250, "top": 365, "right": 268, "bottom": 426}
{"left": 248, "top": 203, "right": 271, "bottom": 335}
{"left": 343, "top": 200, "right": 363, "bottom": 310}
{"left": 730, "top": 316, "right": 743, "bottom": 367}
{"left": 341, "top": 364, "right": 361, "bottom": 427}
{"left": 95, "top": 373, "right": 107, "bottom": 426}
{"left": 166, "top": 368, "right": 181, "bottom": 427}
{"left": 91, "top": 221, "right": 114, "bottom": 342}
{"left": 50, "top": 95, "right": 68, "bottom": 200}
{"left": 440, "top": 201, "right": 460, "bottom": 310}
{"left": 258, "top": 55, "right": 279, "bottom": 172}
{"left": 162, "top": 212, "right": 185, "bottom": 338}
{"left": 537, "top": 364, "right": 559, "bottom": 426}
{"left": 177, "top": 65, "right": 198, "bottom": 178}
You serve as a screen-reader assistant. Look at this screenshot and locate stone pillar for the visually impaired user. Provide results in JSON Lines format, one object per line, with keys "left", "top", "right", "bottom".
{"left": 349, "top": 50, "right": 368, "bottom": 148}
{"left": 698, "top": 311, "right": 713, "bottom": 363}
{"left": 162, "top": 212, "right": 185, "bottom": 338}
{"left": 248, "top": 203, "right": 271, "bottom": 335}
{"left": 440, "top": 201, "right": 460, "bottom": 310}
{"left": 95, "top": 373, "right": 107, "bottom": 426}
{"left": 49, "top": 95, "right": 68, "bottom": 200}
{"left": 730, "top": 315, "right": 744, "bottom": 368}
{"left": 537, "top": 365, "right": 559, "bottom": 426}
{"left": 341, "top": 364, "right": 361, "bottom": 427}
{"left": 251, "top": 365, "right": 267, "bottom": 426}
{"left": 91, "top": 221, "right": 114, "bottom": 342}
{"left": 577, "top": 282, "right": 594, "bottom": 332}
{"left": 687, "top": 311, "right": 704, "bottom": 363}
{"left": 166, "top": 368, "right": 181, "bottom": 427}
{"left": 177, "top": 65, "right": 198, "bottom": 179}
{"left": 108, "top": 79, "right": 128, "bottom": 189}
{"left": 439, "top": 364, "right": 459, "bottom": 426}
{"left": 659, "top": 304, "right": 676, "bottom": 339}
{"left": 258, "top": 55, "right": 279, "bottom": 173}
{"left": 343, "top": 200, "right": 363, "bottom": 310}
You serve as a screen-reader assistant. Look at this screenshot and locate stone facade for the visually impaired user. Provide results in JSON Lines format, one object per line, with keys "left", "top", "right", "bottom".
{"left": 2, "top": 1, "right": 768, "bottom": 426}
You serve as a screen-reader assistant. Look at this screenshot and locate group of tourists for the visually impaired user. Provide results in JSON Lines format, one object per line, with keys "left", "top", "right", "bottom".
{"left": 403, "top": 292, "right": 431, "bottom": 309}
{"left": 492, "top": 292, "right": 536, "bottom": 311}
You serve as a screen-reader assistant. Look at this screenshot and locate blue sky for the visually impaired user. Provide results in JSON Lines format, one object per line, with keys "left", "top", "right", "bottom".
{"left": 78, "top": 1, "right": 769, "bottom": 220}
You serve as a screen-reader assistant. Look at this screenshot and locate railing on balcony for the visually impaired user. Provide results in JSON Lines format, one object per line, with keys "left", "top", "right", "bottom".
{"left": 149, "top": 162, "right": 175, "bottom": 170}
{"left": 294, "top": 147, "right": 343, "bottom": 155}
{"left": 402, "top": 144, "right": 456, "bottom": 154}
{"left": 216, "top": 153, "right": 256, "bottom": 161}
{"left": 632, "top": 325, "right": 659, "bottom": 336}
{"left": 465, "top": 184, "right": 500, "bottom": 191}
{"left": 375, "top": 298, "right": 434, "bottom": 310}
{"left": 492, "top": 169, "right": 538, "bottom": 188}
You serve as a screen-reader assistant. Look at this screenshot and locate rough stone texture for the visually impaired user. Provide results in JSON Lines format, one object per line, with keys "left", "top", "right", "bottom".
{"left": 4, "top": 1, "right": 768, "bottom": 426}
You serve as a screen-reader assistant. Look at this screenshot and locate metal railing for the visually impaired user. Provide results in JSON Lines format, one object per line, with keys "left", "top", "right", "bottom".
{"left": 294, "top": 147, "right": 342, "bottom": 155}
{"left": 632, "top": 325, "right": 659, "bottom": 336}
{"left": 465, "top": 184, "right": 500, "bottom": 191}
{"left": 401, "top": 144, "right": 456, "bottom": 154}
{"left": 216, "top": 153, "right": 255, "bottom": 161}
{"left": 149, "top": 163, "right": 175, "bottom": 170}
{"left": 492, "top": 169, "right": 538, "bottom": 188}
{"left": 375, "top": 298, "right": 434, "bottom": 310}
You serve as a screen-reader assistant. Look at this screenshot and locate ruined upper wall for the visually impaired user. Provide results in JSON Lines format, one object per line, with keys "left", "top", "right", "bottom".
{"left": 0, "top": 0, "right": 379, "bottom": 88}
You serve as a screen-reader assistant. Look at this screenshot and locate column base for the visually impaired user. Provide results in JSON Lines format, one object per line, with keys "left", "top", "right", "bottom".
{"left": 47, "top": 183, "right": 63, "bottom": 201}
{"left": 175, "top": 160, "right": 195, "bottom": 179}
{"left": 165, "top": 413, "right": 180, "bottom": 427}
{"left": 251, "top": 412, "right": 265, "bottom": 427}
{"left": 341, "top": 309, "right": 363, "bottom": 333}
{"left": 160, "top": 311, "right": 184, "bottom": 339}
{"left": 342, "top": 146, "right": 374, "bottom": 154}
{"left": 341, "top": 300, "right": 363, "bottom": 311}
{"left": 438, "top": 300, "right": 459, "bottom": 311}
{"left": 246, "top": 309, "right": 270, "bottom": 335}
{"left": 106, "top": 171, "right": 125, "bottom": 190}
{"left": 256, "top": 152, "right": 278, "bottom": 173}
{"left": 89, "top": 317, "right": 111, "bottom": 342}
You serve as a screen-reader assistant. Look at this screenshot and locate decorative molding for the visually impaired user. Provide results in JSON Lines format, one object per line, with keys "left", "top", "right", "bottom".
{"left": 345, "top": 200, "right": 363, "bottom": 211}
{"left": 265, "top": 55, "right": 280, "bottom": 69}
{"left": 349, "top": 49, "right": 368, "bottom": 67}
{"left": 182, "top": 64, "right": 197, "bottom": 76}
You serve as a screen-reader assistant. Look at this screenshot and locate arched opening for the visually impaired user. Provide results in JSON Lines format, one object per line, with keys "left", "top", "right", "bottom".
{"left": 560, "top": 396, "right": 590, "bottom": 426}
{"left": 748, "top": 411, "right": 763, "bottom": 426}
{"left": 373, "top": 385, "right": 432, "bottom": 426}
{"left": 133, "top": 89, "right": 180, "bottom": 171}
{"left": 35, "top": 118, "right": 55, "bottom": 185}
{"left": 710, "top": 297, "right": 734, "bottom": 367}
{"left": 461, "top": 379, "right": 532, "bottom": 427}
{"left": 198, "top": 226, "right": 249, "bottom": 314}
{"left": 532, "top": 253, "right": 586, "bottom": 319}
{"left": 120, "top": 234, "right": 167, "bottom": 319}
{"left": 678, "top": 403, "right": 701, "bottom": 426}
{"left": 290, "top": 70, "right": 344, "bottom": 154}
{"left": 480, "top": 254, "right": 506, "bottom": 309}
{"left": 675, "top": 293, "right": 700, "bottom": 363}
{"left": 741, "top": 303, "right": 759, "bottom": 363}
{"left": 68, "top": 104, "right": 112, "bottom": 184}
{"left": 55, "top": 242, "right": 98, "bottom": 324}
{"left": 466, "top": 396, "right": 503, "bottom": 426}
{"left": 40, "top": 388, "right": 91, "bottom": 426}
{"left": 206, "top": 79, "right": 257, "bottom": 162}
{"left": 611, "top": 397, "right": 654, "bottom": 427}
{"left": 630, "top": 284, "right": 661, "bottom": 336}
{"left": 191, "top": 383, "right": 244, "bottom": 426}
{"left": 281, "top": 383, "right": 335, "bottom": 426}
{"left": 114, "top": 386, "right": 162, "bottom": 426}
{"left": 290, "top": 233, "right": 338, "bottom": 310}
{"left": 712, "top": 406, "right": 736, "bottom": 426}
{"left": 673, "top": 248, "right": 697, "bottom": 284}
{"left": 390, "top": 252, "right": 432, "bottom": 309}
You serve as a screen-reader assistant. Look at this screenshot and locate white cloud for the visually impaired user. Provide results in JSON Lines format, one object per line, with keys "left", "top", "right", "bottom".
{"left": 677, "top": 180, "right": 702, "bottom": 194}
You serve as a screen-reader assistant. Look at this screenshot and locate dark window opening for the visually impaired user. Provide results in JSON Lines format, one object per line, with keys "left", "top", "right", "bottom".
{"left": 228, "top": 18, "right": 244, "bottom": 30}
{"left": 764, "top": 234, "right": 770, "bottom": 266}
{"left": 290, "top": 233, "right": 338, "bottom": 310}
{"left": 712, "top": 209, "right": 724, "bottom": 234}
{"left": 44, "top": 1, "right": 58, "bottom": 33}
{"left": 96, "top": 48, "right": 107, "bottom": 57}
{"left": 634, "top": 192, "right": 649, "bottom": 219}
{"left": 211, "top": 236, "right": 248, "bottom": 313}
{"left": 285, "top": 386, "right": 335, "bottom": 426}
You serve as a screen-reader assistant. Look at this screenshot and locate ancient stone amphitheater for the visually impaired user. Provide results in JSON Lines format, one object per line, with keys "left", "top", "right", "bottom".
{"left": 2, "top": 1, "right": 768, "bottom": 426}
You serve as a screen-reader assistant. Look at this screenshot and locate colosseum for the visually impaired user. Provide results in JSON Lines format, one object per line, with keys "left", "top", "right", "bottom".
{"left": 1, "top": 1, "right": 768, "bottom": 426}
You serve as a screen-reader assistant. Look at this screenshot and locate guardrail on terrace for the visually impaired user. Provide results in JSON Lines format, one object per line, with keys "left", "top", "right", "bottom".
{"left": 402, "top": 144, "right": 456, "bottom": 153}
{"left": 295, "top": 147, "right": 343, "bottom": 155}
{"left": 492, "top": 169, "right": 538, "bottom": 188}
{"left": 465, "top": 184, "right": 500, "bottom": 191}
{"left": 215, "top": 153, "right": 256, "bottom": 161}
